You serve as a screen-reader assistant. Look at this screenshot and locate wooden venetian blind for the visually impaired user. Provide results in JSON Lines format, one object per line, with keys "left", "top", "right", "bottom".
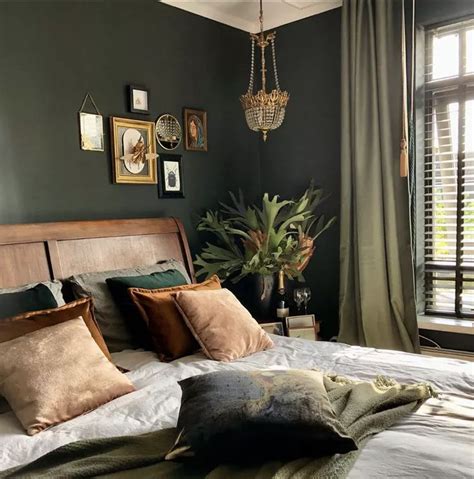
{"left": 424, "top": 18, "right": 474, "bottom": 318}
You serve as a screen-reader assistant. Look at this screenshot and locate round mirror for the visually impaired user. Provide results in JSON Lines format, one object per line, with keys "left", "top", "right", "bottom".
{"left": 155, "top": 114, "right": 182, "bottom": 150}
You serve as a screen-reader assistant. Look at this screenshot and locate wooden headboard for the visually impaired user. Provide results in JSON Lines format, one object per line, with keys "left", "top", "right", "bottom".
{"left": 0, "top": 218, "right": 195, "bottom": 289}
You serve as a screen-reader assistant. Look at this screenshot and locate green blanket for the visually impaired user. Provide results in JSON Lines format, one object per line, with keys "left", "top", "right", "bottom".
{"left": 0, "top": 375, "right": 436, "bottom": 479}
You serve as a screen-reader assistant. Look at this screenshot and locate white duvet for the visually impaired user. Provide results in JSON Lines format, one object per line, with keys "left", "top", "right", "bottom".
{"left": 0, "top": 336, "right": 473, "bottom": 477}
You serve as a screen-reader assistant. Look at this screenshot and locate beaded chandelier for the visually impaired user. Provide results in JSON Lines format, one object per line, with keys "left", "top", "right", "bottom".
{"left": 240, "top": 0, "right": 289, "bottom": 141}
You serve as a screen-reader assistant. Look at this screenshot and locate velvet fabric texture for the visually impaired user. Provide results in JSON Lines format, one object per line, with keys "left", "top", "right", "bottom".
{"left": 0, "top": 297, "right": 112, "bottom": 362}
{"left": 0, "top": 280, "right": 65, "bottom": 307}
{"left": 106, "top": 269, "right": 187, "bottom": 349}
{"left": 0, "top": 318, "right": 135, "bottom": 436}
{"left": 166, "top": 369, "right": 357, "bottom": 463}
{"left": 128, "top": 275, "right": 221, "bottom": 361}
{"left": 174, "top": 288, "right": 273, "bottom": 362}
{"left": 70, "top": 260, "right": 191, "bottom": 352}
{"left": 0, "top": 284, "right": 58, "bottom": 320}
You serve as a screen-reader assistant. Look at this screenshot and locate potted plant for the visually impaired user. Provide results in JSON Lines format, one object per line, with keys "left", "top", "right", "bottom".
{"left": 195, "top": 183, "right": 335, "bottom": 319}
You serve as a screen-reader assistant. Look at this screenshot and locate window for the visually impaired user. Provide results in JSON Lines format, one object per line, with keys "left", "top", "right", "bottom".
{"left": 424, "top": 18, "right": 474, "bottom": 318}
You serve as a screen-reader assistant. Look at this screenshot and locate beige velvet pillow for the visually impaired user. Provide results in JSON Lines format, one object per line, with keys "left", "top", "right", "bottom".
{"left": 0, "top": 317, "right": 135, "bottom": 435}
{"left": 174, "top": 288, "right": 274, "bottom": 362}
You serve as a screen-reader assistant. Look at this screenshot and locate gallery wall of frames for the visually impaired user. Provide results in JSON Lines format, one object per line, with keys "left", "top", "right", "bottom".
{"left": 0, "top": 1, "right": 260, "bottom": 255}
{"left": 78, "top": 86, "right": 208, "bottom": 198}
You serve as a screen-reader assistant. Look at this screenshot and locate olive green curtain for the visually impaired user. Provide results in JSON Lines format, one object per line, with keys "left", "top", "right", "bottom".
{"left": 338, "top": 0, "right": 420, "bottom": 352}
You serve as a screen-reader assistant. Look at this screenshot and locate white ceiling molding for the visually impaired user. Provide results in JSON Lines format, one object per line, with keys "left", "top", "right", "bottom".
{"left": 160, "top": 0, "right": 342, "bottom": 33}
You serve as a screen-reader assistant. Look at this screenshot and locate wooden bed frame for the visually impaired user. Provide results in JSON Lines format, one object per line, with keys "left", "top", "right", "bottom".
{"left": 0, "top": 218, "right": 195, "bottom": 289}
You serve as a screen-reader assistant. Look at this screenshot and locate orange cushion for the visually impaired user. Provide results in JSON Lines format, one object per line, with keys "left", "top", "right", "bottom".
{"left": 0, "top": 297, "right": 112, "bottom": 362}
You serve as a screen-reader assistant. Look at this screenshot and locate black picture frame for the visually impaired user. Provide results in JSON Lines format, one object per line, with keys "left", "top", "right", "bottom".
{"left": 129, "top": 85, "right": 150, "bottom": 114}
{"left": 158, "top": 154, "right": 184, "bottom": 198}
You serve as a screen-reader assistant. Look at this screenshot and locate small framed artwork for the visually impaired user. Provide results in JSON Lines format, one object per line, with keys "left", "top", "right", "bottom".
{"left": 158, "top": 154, "right": 184, "bottom": 198}
{"left": 261, "top": 321, "right": 285, "bottom": 336}
{"left": 285, "top": 314, "right": 316, "bottom": 329}
{"left": 184, "top": 108, "right": 208, "bottom": 152}
{"left": 79, "top": 112, "right": 104, "bottom": 151}
{"left": 129, "top": 85, "right": 150, "bottom": 114}
{"left": 110, "top": 117, "right": 157, "bottom": 184}
{"left": 288, "top": 327, "right": 318, "bottom": 341}
{"left": 286, "top": 314, "right": 319, "bottom": 341}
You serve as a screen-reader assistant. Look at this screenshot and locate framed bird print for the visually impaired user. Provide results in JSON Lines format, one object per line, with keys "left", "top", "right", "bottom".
{"left": 110, "top": 117, "right": 157, "bottom": 184}
{"left": 184, "top": 108, "right": 208, "bottom": 152}
{"left": 158, "top": 154, "right": 184, "bottom": 198}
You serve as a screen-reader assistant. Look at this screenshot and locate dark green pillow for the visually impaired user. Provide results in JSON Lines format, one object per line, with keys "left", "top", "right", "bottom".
{"left": 106, "top": 269, "right": 187, "bottom": 348}
{"left": 0, "top": 284, "right": 58, "bottom": 320}
{"left": 166, "top": 369, "right": 357, "bottom": 464}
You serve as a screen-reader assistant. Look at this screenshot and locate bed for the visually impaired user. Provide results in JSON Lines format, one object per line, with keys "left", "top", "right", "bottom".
{"left": 0, "top": 218, "right": 472, "bottom": 477}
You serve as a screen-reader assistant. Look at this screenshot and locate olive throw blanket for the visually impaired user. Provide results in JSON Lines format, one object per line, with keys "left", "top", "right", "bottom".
{"left": 0, "top": 375, "right": 436, "bottom": 479}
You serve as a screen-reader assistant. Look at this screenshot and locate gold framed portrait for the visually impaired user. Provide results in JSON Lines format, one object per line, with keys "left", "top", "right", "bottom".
{"left": 110, "top": 117, "right": 158, "bottom": 184}
{"left": 184, "top": 108, "right": 208, "bottom": 152}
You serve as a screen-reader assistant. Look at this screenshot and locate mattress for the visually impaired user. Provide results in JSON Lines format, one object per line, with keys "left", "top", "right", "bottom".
{"left": 0, "top": 336, "right": 472, "bottom": 477}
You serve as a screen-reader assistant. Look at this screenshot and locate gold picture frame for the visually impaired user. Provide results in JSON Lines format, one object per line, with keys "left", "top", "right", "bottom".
{"left": 184, "top": 108, "right": 208, "bottom": 152}
{"left": 110, "top": 117, "right": 158, "bottom": 184}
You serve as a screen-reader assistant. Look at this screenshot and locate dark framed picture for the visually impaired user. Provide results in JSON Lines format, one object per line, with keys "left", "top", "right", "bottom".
{"left": 129, "top": 85, "right": 150, "bottom": 114}
{"left": 110, "top": 117, "right": 157, "bottom": 184}
{"left": 184, "top": 108, "right": 208, "bottom": 152}
{"left": 158, "top": 154, "right": 184, "bottom": 198}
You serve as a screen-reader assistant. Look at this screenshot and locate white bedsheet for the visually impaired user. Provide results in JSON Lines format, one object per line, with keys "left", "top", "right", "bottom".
{"left": 0, "top": 336, "right": 473, "bottom": 477}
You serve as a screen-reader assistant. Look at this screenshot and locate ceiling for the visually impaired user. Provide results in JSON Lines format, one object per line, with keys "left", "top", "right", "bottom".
{"left": 160, "top": 0, "right": 342, "bottom": 33}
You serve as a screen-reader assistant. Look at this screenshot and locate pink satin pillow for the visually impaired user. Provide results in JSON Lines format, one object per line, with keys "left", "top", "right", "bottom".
{"left": 174, "top": 288, "right": 274, "bottom": 362}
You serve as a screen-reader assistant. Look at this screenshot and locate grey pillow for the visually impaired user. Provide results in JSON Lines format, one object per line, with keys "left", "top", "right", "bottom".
{"left": 0, "top": 280, "right": 65, "bottom": 307}
{"left": 69, "top": 260, "right": 191, "bottom": 352}
{"left": 166, "top": 369, "right": 357, "bottom": 464}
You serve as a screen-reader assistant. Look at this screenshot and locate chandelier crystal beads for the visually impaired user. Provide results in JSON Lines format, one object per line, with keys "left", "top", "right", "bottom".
{"left": 240, "top": 0, "right": 289, "bottom": 141}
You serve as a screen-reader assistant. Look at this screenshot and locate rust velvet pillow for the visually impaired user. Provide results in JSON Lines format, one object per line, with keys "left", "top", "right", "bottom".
{"left": 0, "top": 297, "right": 112, "bottom": 362}
{"left": 174, "top": 288, "right": 274, "bottom": 362}
{"left": 128, "top": 275, "right": 221, "bottom": 361}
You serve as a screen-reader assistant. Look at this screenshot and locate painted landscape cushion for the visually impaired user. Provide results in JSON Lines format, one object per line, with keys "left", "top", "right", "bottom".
{"left": 166, "top": 369, "right": 357, "bottom": 463}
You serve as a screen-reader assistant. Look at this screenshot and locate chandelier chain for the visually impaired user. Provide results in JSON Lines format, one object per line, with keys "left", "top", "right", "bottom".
{"left": 271, "top": 38, "right": 280, "bottom": 91}
{"left": 247, "top": 38, "right": 256, "bottom": 94}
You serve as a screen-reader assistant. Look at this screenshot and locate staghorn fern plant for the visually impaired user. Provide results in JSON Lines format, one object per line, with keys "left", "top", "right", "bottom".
{"left": 195, "top": 182, "right": 336, "bottom": 283}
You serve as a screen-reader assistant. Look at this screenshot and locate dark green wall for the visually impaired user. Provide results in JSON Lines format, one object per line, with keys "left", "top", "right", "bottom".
{"left": 259, "top": 8, "right": 342, "bottom": 339}
{"left": 0, "top": 0, "right": 259, "bottom": 252}
{"left": 416, "top": 0, "right": 474, "bottom": 25}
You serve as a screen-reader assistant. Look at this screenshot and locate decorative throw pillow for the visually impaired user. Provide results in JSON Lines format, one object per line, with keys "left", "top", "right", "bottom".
{"left": 128, "top": 275, "right": 221, "bottom": 361}
{"left": 0, "top": 297, "right": 112, "bottom": 362}
{"left": 106, "top": 269, "right": 187, "bottom": 349}
{"left": 69, "top": 259, "right": 191, "bottom": 352}
{"left": 173, "top": 288, "right": 273, "bottom": 362}
{"left": 166, "top": 369, "right": 357, "bottom": 463}
{"left": 0, "top": 317, "right": 135, "bottom": 435}
{"left": 0, "top": 280, "right": 65, "bottom": 307}
{"left": 0, "top": 284, "right": 58, "bottom": 320}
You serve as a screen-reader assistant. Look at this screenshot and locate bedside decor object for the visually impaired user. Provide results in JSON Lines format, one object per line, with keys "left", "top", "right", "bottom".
{"left": 78, "top": 92, "right": 104, "bottom": 151}
{"left": 195, "top": 182, "right": 335, "bottom": 319}
{"left": 261, "top": 321, "right": 285, "bottom": 336}
{"left": 184, "top": 108, "right": 207, "bottom": 152}
{"left": 110, "top": 117, "right": 157, "bottom": 184}
{"left": 294, "top": 286, "right": 312, "bottom": 313}
{"left": 129, "top": 85, "right": 149, "bottom": 114}
{"left": 286, "top": 314, "right": 319, "bottom": 341}
{"left": 158, "top": 154, "right": 184, "bottom": 198}
{"left": 156, "top": 114, "right": 181, "bottom": 150}
{"left": 240, "top": 0, "right": 289, "bottom": 141}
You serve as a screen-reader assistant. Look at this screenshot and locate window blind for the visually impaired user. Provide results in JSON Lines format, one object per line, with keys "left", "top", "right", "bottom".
{"left": 424, "top": 18, "right": 474, "bottom": 318}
